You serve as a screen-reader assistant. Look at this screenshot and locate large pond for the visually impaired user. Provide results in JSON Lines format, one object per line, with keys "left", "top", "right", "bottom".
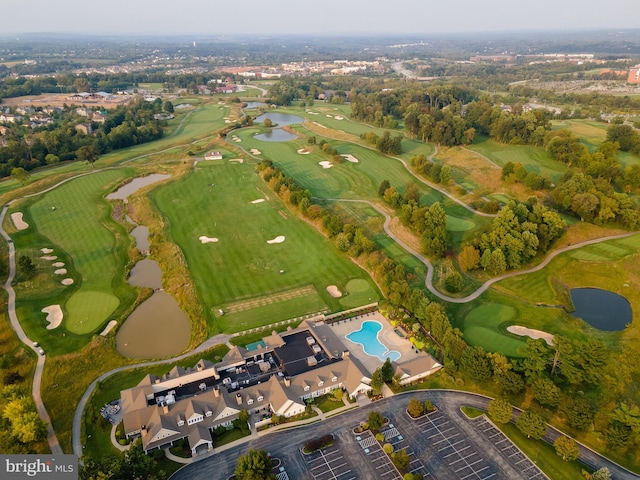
{"left": 254, "top": 113, "right": 303, "bottom": 142}
{"left": 570, "top": 288, "right": 632, "bottom": 331}
{"left": 115, "top": 291, "right": 190, "bottom": 358}
{"left": 106, "top": 173, "right": 171, "bottom": 200}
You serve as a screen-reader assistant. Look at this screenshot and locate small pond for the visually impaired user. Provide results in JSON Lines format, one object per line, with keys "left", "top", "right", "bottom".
{"left": 254, "top": 129, "right": 298, "bottom": 142}
{"left": 255, "top": 113, "right": 304, "bottom": 126}
{"left": 106, "top": 173, "right": 171, "bottom": 200}
{"left": 245, "top": 102, "right": 266, "bottom": 109}
{"left": 128, "top": 258, "right": 162, "bottom": 290}
{"left": 570, "top": 287, "right": 632, "bottom": 331}
{"left": 116, "top": 291, "right": 190, "bottom": 358}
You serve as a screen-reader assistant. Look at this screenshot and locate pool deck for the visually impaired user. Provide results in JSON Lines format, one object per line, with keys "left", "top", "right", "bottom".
{"left": 329, "top": 311, "right": 415, "bottom": 375}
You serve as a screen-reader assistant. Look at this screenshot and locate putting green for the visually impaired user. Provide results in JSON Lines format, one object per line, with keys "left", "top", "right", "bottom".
{"left": 446, "top": 216, "right": 475, "bottom": 232}
{"left": 463, "top": 303, "right": 526, "bottom": 357}
{"left": 65, "top": 291, "right": 120, "bottom": 335}
{"left": 340, "top": 278, "right": 379, "bottom": 307}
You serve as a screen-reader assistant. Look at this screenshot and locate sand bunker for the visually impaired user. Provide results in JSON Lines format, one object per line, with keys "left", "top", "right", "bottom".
{"left": 267, "top": 235, "right": 286, "bottom": 244}
{"left": 41, "top": 247, "right": 54, "bottom": 254}
{"left": 319, "top": 161, "right": 333, "bottom": 169}
{"left": 53, "top": 262, "right": 65, "bottom": 267}
{"left": 507, "top": 325, "right": 555, "bottom": 346}
{"left": 326, "top": 114, "right": 333, "bottom": 118}
{"left": 61, "top": 278, "right": 74, "bottom": 285}
{"left": 100, "top": 320, "right": 118, "bottom": 337}
{"left": 199, "top": 236, "right": 219, "bottom": 244}
{"left": 297, "top": 148, "right": 311, "bottom": 154}
{"left": 11, "top": 212, "right": 29, "bottom": 231}
{"left": 54, "top": 268, "right": 67, "bottom": 275}
{"left": 250, "top": 149, "right": 262, "bottom": 155}
{"left": 334, "top": 116, "right": 344, "bottom": 120}
{"left": 341, "top": 154, "right": 359, "bottom": 163}
{"left": 251, "top": 199, "right": 266, "bottom": 204}
{"left": 326, "top": 285, "right": 342, "bottom": 298}
{"left": 41, "top": 255, "right": 57, "bottom": 261}
{"left": 312, "top": 122, "right": 327, "bottom": 128}
{"left": 229, "top": 158, "right": 244, "bottom": 163}
{"left": 42, "top": 305, "right": 63, "bottom": 330}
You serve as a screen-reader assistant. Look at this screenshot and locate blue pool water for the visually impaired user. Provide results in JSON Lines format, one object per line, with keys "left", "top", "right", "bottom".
{"left": 346, "top": 321, "right": 401, "bottom": 362}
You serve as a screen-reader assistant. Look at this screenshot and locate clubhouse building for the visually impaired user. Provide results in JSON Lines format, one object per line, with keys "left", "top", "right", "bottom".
{"left": 120, "top": 315, "right": 441, "bottom": 456}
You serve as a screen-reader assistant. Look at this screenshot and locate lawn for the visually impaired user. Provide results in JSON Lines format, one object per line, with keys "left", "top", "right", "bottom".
{"left": 462, "top": 303, "right": 527, "bottom": 357}
{"left": 469, "top": 136, "right": 566, "bottom": 182}
{"left": 151, "top": 159, "right": 380, "bottom": 334}
{"left": 16, "top": 169, "right": 136, "bottom": 336}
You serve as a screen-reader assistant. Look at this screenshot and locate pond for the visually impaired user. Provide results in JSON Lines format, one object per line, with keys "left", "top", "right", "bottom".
{"left": 245, "top": 102, "right": 266, "bottom": 109}
{"left": 255, "top": 113, "right": 304, "bottom": 126}
{"left": 254, "top": 129, "right": 298, "bottom": 142}
{"left": 106, "top": 173, "right": 171, "bottom": 200}
{"left": 570, "top": 288, "right": 632, "bottom": 331}
{"left": 128, "top": 258, "right": 162, "bottom": 290}
{"left": 116, "top": 291, "right": 190, "bottom": 358}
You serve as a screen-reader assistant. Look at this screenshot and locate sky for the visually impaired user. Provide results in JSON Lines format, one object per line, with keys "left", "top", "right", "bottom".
{"left": 3, "top": 0, "right": 640, "bottom": 36}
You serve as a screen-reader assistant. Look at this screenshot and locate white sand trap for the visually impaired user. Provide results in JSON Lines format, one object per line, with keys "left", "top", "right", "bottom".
{"left": 251, "top": 198, "right": 266, "bottom": 204}
{"left": 61, "top": 278, "right": 74, "bottom": 285}
{"left": 234, "top": 138, "right": 242, "bottom": 142}
{"left": 326, "top": 285, "right": 342, "bottom": 298}
{"left": 319, "top": 161, "right": 333, "bottom": 169}
{"left": 297, "top": 148, "right": 311, "bottom": 154}
{"left": 11, "top": 212, "right": 29, "bottom": 231}
{"left": 326, "top": 114, "right": 333, "bottom": 118}
{"left": 199, "top": 236, "right": 219, "bottom": 244}
{"left": 341, "top": 154, "right": 359, "bottom": 163}
{"left": 53, "top": 262, "right": 65, "bottom": 267}
{"left": 229, "top": 158, "right": 244, "bottom": 163}
{"left": 41, "top": 255, "right": 57, "bottom": 261}
{"left": 507, "top": 325, "right": 555, "bottom": 346}
{"left": 250, "top": 149, "right": 262, "bottom": 155}
{"left": 312, "top": 122, "right": 327, "bottom": 128}
{"left": 267, "top": 235, "right": 286, "bottom": 244}
{"left": 42, "top": 305, "right": 63, "bottom": 330}
{"left": 41, "top": 247, "right": 54, "bottom": 254}
{"left": 334, "top": 116, "right": 344, "bottom": 120}
{"left": 100, "top": 320, "right": 117, "bottom": 336}
{"left": 224, "top": 119, "right": 231, "bottom": 123}
{"left": 54, "top": 268, "right": 67, "bottom": 275}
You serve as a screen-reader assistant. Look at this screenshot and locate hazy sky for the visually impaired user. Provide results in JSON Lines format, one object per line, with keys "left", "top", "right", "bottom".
{"left": 3, "top": 0, "right": 640, "bottom": 36}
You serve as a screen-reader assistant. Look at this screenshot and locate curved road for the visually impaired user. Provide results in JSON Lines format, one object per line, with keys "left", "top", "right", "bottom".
{"left": 0, "top": 204, "right": 62, "bottom": 454}
{"left": 322, "top": 198, "right": 638, "bottom": 303}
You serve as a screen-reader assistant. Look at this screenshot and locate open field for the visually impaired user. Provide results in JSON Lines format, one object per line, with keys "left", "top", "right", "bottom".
{"left": 469, "top": 136, "right": 567, "bottom": 182}
{"left": 151, "top": 159, "right": 379, "bottom": 334}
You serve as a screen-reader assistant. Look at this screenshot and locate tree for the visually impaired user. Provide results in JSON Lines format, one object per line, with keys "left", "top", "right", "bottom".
{"left": 488, "top": 248, "right": 507, "bottom": 275}
{"left": 458, "top": 245, "right": 480, "bottom": 271}
{"left": 371, "top": 368, "right": 384, "bottom": 393}
{"left": 553, "top": 436, "right": 579, "bottom": 461}
{"left": 531, "top": 377, "right": 561, "bottom": 408}
{"left": 263, "top": 118, "right": 273, "bottom": 128}
{"left": 381, "top": 357, "right": 394, "bottom": 382}
{"left": 163, "top": 100, "right": 174, "bottom": 113}
{"left": 487, "top": 398, "right": 513, "bottom": 424}
{"left": 77, "top": 144, "right": 100, "bottom": 168}
{"left": 378, "top": 180, "right": 391, "bottom": 197}
{"left": 234, "top": 449, "right": 276, "bottom": 480}
{"left": 590, "top": 467, "right": 612, "bottom": 480}
{"left": 10, "top": 167, "right": 29, "bottom": 185}
{"left": 496, "top": 370, "right": 525, "bottom": 395}
{"left": 565, "top": 399, "right": 594, "bottom": 431}
{"left": 461, "top": 346, "right": 492, "bottom": 381}
{"left": 392, "top": 449, "right": 411, "bottom": 471}
{"left": 17, "top": 255, "right": 36, "bottom": 279}
{"left": 519, "top": 338, "right": 550, "bottom": 380}
{"left": 516, "top": 410, "right": 547, "bottom": 439}
{"left": 407, "top": 397, "right": 424, "bottom": 418}
{"left": 368, "top": 410, "right": 384, "bottom": 431}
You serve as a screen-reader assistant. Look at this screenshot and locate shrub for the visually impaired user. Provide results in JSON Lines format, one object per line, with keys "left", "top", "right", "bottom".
{"left": 424, "top": 400, "right": 435, "bottom": 412}
{"left": 383, "top": 443, "right": 394, "bottom": 454}
{"left": 376, "top": 433, "right": 385, "bottom": 442}
{"left": 407, "top": 398, "right": 424, "bottom": 418}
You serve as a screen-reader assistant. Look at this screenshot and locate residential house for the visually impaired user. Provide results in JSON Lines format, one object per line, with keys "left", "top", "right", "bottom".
{"left": 204, "top": 151, "right": 223, "bottom": 161}
{"left": 75, "top": 123, "right": 93, "bottom": 135}
{"left": 628, "top": 65, "right": 640, "bottom": 84}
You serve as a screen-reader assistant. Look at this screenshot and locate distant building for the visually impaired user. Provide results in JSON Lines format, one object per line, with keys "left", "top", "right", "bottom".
{"left": 204, "top": 151, "right": 223, "bottom": 161}
{"left": 75, "top": 123, "right": 93, "bottom": 135}
{"left": 628, "top": 65, "right": 640, "bottom": 84}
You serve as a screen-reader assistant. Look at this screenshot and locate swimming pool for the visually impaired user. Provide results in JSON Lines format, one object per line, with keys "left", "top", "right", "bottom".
{"left": 346, "top": 321, "right": 401, "bottom": 362}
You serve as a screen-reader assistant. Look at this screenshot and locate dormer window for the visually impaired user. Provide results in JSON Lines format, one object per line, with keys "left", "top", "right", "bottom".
{"left": 332, "top": 376, "right": 337, "bottom": 382}
{"left": 247, "top": 399, "right": 254, "bottom": 405}
{"left": 318, "top": 381, "right": 324, "bottom": 387}
{"left": 177, "top": 420, "right": 184, "bottom": 427}
{"left": 205, "top": 411, "right": 212, "bottom": 417}
{"left": 304, "top": 385, "right": 310, "bottom": 391}
{"left": 257, "top": 395, "right": 264, "bottom": 402}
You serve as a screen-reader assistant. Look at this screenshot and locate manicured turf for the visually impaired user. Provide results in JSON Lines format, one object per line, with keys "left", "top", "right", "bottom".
{"left": 446, "top": 216, "right": 476, "bottom": 232}
{"left": 26, "top": 169, "right": 132, "bottom": 334}
{"left": 469, "top": 137, "right": 566, "bottom": 182}
{"left": 340, "top": 278, "right": 378, "bottom": 307}
{"left": 151, "top": 159, "right": 380, "bottom": 333}
{"left": 463, "top": 303, "right": 526, "bottom": 357}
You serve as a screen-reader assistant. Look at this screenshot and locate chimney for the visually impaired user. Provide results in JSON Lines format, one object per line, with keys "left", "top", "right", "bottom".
{"left": 162, "top": 404, "right": 169, "bottom": 414}
{"left": 141, "top": 424, "right": 147, "bottom": 435}
{"left": 342, "top": 350, "right": 350, "bottom": 358}
{"left": 236, "top": 393, "right": 242, "bottom": 405}
{"left": 284, "top": 377, "right": 291, "bottom": 387}
{"left": 213, "top": 387, "right": 220, "bottom": 397}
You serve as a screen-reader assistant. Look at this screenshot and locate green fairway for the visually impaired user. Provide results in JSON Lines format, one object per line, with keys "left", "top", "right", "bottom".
{"left": 446, "top": 215, "right": 476, "bottom": 232}
{"left": 340, "top": 278, "right": 378, "bottom": 307}
{"left": 151, "top": 159, "right": 380, "bottom": 333}
{"left": 25, "top": 169, "right": 134, "bottom": 334}
{"left": 463, "top": 303, "right": 526, "bottom": 357}
{"left": 469, "top": 137, "right": 566, "bottom": 182}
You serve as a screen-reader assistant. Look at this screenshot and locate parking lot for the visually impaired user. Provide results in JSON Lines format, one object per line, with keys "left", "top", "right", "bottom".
{"left": 302, "top": 438, "right": 358, "bottom": 480}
